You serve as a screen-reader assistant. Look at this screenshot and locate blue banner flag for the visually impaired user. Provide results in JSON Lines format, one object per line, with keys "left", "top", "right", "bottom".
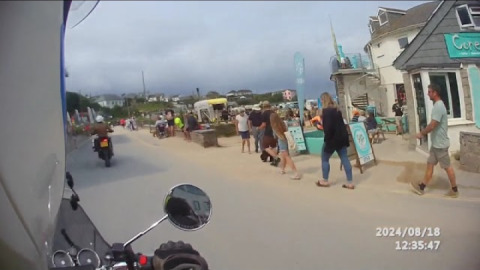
{"left": 294, "top": 52, "right": 306, "bottom": 125}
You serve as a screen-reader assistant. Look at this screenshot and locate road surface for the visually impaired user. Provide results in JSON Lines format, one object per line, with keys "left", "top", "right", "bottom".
{"left": 66, "top": 127, "right": 480, "bottom": 270}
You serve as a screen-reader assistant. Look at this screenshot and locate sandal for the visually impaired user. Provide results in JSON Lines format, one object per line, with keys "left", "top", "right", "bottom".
{"left": 290, "top": 174, "right": 302, "bottom": 180}
{"left": 316, "top": 180, "right": 330, "bottom": 187}
{"left": 279, "top": 170, "right": 286, "bottom": 175}
{"left": 342, "top": 184, "right": 355, "bottom": 190}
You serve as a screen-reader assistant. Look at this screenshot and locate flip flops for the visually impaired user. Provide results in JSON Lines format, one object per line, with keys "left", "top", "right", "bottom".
{"left": 316, "top": 180, "right": 330, "bottom": 187}
{"left": 342, "top": 184, "right": 355, "bottom": 190}
{"left": 290, "top": 174, "right": 302, "bottom": 180}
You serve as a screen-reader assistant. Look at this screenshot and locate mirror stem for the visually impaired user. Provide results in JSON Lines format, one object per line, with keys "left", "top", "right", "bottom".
{"left": 124, "top": 215, "right": 168, "bottom": 248}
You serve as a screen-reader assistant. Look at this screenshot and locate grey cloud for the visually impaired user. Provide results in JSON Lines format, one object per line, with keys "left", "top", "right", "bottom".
{"left": 65, "top": 1, "right": 427, "bottom": 98}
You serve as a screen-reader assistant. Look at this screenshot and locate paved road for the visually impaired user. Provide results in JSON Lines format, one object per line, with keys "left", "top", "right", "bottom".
{"left": 66, "top": 127, "right": 480, "bottom": 270}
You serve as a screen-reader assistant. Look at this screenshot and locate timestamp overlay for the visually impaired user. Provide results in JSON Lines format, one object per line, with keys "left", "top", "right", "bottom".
{"left": 375, "top": 227, "right": 442, "bottom": 251}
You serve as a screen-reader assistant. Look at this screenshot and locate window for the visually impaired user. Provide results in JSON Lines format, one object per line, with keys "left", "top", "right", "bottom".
{"left": 429, "top": 72, "right": 461, "bottom": 119}
{"left": 456, "top": 4, "right": 480, "bottom": 29}
{"left": 398, "top": 37, "right": 408, "bottom": 49}
{"left": 369, "top": 23, "right": 374, "bottom": 33}
{"left": 378, "top": 10, "right": 388, "bottom": 26}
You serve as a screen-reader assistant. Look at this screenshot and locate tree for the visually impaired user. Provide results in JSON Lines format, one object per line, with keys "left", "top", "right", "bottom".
{"left": 66, "top": 91, "right": 80, "bottom": 115}
{"left": 206, "top": 91, "right": 221, "bottom": 99}
{"left": 237, "top": 99, "right": 252, "bottom": 106}
{"left": 269, "top": 93, "right": 284, "bottom": 103}
{"left": 66, "top": 91, "right": 100, "bottom": 115}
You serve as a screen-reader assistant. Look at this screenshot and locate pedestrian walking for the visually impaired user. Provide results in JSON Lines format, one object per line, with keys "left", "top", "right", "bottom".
{"left": 411, "top": 84, "right": 458, "bottom": 198}
{"left": 258, "top": 101, "right": 280, "bottom": 165}
{"left": 248, "top": 106, "right": 264, "bottom": 153}
{"left": 316, "top": 92, "right": 354, "bottom": 189}
{"left": 235, "top": 108, "right": 251, "bottom": 154}
{"left": 270, "top": 112, "right": 301, "bottom": 180}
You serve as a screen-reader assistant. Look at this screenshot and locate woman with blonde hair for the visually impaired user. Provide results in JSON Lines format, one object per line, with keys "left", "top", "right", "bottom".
{"left": 270, "top": 112, "right": 302, "bottom": 180}
{"left": 317, "top": 92, "right": 354, "bottom": 189}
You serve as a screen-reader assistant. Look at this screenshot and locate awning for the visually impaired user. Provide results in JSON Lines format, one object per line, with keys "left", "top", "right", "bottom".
{"left": 207, "top": 98, "right": 227, "bottom": 105}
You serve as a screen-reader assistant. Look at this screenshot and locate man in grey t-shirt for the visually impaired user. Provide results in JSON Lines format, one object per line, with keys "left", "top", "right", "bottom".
{"left": 411, "top": 84, "right": 458, "bottom": 198}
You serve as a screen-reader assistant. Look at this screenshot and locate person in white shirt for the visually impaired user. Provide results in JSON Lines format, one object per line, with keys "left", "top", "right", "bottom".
{"left": 235, "top": 108, "right": 251, "bottom": 154}
{"left": 357, "top": 110, "right": 367, "bottom": 122}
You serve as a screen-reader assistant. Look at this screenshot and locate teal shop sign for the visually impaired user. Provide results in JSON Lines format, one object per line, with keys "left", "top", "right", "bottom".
{"left": 349, "top": 122, "right": 374, "bottom": 165}
{"left": 444, "top": 33, "right": 480, "bottom": 58}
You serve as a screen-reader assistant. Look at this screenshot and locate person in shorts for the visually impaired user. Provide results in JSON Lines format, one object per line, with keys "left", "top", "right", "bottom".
{"left": 165, "top": 108, "right": 175, "bottom": 137}
{"left": 235, "top": 108, "right": 251, "bottom": 154}
{"left": 270, "top": 112, "right": 301, "bottom": 179}
{"left": 411, "top": 84, "right": 458, "bottom": 198}
{"left": 392, "top": 99, "right": 404, "bottom": 135}
{"left": 258, "top": 101, "right": 280, "bottom": 165}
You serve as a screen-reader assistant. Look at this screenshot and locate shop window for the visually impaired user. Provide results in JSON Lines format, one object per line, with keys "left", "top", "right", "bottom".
{"left": 429, "top": 72, "right": 461, "bottom": 119}
{"left": 398, "top": 37, "right": 408, "bottom": 49}
{"left": 456, "top": 4, "right": 480, "bottom": 30}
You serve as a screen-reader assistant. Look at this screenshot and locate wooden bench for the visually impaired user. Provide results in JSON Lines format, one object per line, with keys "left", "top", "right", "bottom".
{"left": 191, "top": 129, "right": 219, "bottom": 148}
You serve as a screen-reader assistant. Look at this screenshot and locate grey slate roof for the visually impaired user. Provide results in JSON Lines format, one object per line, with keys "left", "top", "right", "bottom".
{"left": 393, "top": 0, "right": 480, "bottom": 71}
{"left": 371, "top": 2, "right": 440, "bottom": 40}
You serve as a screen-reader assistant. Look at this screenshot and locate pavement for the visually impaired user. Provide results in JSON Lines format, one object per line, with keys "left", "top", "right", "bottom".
{"left": 127, "top": 126, "right": 480, "bottom": 203}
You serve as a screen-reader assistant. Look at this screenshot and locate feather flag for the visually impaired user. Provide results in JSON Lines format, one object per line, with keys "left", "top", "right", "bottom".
{"left": 330, "top": 16, "right": 341, "bottom": 62}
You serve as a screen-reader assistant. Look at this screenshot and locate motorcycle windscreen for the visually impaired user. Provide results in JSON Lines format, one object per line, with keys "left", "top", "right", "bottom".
{"left": 49, "top": 199, "right": 111, "bottom": 268}
{"left": 0, "top": 2, "right": 69, "bottom": 269}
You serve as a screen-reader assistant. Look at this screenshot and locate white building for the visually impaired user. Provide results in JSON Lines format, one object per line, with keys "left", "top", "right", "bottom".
{"left": 364, "top": 2, "right": 440, "bottom": 117}
{"left": 95, "top": 94, "right": 124, "bottom": 109}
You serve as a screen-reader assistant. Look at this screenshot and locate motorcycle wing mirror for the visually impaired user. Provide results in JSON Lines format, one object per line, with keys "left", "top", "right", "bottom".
{"left": 123, "top": 184, "right": 212, "bottom": 248}
{"left": 164, "top": 184, "right": 212, "bottom": 231}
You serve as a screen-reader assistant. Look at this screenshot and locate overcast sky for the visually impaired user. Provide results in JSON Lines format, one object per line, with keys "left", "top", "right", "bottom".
{"left": 65, "top": 1, "right": 429, "bottom": 99}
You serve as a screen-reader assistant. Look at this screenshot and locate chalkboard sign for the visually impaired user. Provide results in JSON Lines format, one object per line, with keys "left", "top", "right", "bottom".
{"left": 341, "top": 122, "right": 377, "bottom": 174}
{"left": 286, "top": 120, "right": 307, "bottom": 151}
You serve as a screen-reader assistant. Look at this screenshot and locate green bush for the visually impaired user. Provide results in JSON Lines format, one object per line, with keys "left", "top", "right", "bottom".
{"left": 213, "top": 123, "right": 237, "bottom": 137}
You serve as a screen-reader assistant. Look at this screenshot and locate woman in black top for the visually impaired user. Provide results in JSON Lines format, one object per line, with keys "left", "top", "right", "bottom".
{"left": 316, "top": 93, "right": 354, "bottom": 189}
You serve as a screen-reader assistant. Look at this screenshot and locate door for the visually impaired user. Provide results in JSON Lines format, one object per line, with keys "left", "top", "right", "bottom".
{"left": 412, "top": 74, "right": 428, "bottom": 151}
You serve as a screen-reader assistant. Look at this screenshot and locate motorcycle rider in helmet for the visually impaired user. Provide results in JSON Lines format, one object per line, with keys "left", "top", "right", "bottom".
{"left": 0, "top": 2, "right": 208, "bottom": 269}
{"left": 91, "top": 115, "right": 114, "bottom": 153}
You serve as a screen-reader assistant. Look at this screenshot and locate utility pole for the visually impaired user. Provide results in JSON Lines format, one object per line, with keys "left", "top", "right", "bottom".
{"left": 142, "top": 70, "right": 146, "bottom": 101}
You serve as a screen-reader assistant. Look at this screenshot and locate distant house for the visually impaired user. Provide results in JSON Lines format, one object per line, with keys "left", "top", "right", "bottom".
{"left": 170, "top": 95, "right": 181, "bottom": 102}
{"left": 236, "top": 89, "right": 253, "bottom": 97}
{"left": 226, "top": 90, "right": 237, "bottom": 98}
{"left": 147, "top": 95, "right": 159, "bottom": 102}
{"left": 147, "top": 93, "right": 167, "bottom": 102}
{"left": 282, "top": 89, "right": 297, "bottom": 101}
{"left": 225, "top": 89, "right": 253, "bottom": 101}
{"left": 95, "top": 94, "right": 124, "bottom": 109}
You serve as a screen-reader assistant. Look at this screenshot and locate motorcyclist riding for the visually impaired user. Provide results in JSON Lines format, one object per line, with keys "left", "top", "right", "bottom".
{"left": 91, "top": 115, "right": 114, "bottom": 152}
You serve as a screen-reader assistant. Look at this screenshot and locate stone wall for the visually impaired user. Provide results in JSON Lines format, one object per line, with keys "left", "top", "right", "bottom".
{"left": 459, "top": 131, "right": 480, "bottom": 174}
{"left": 191, "top": 130, "right": 219, "bottom": 148}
